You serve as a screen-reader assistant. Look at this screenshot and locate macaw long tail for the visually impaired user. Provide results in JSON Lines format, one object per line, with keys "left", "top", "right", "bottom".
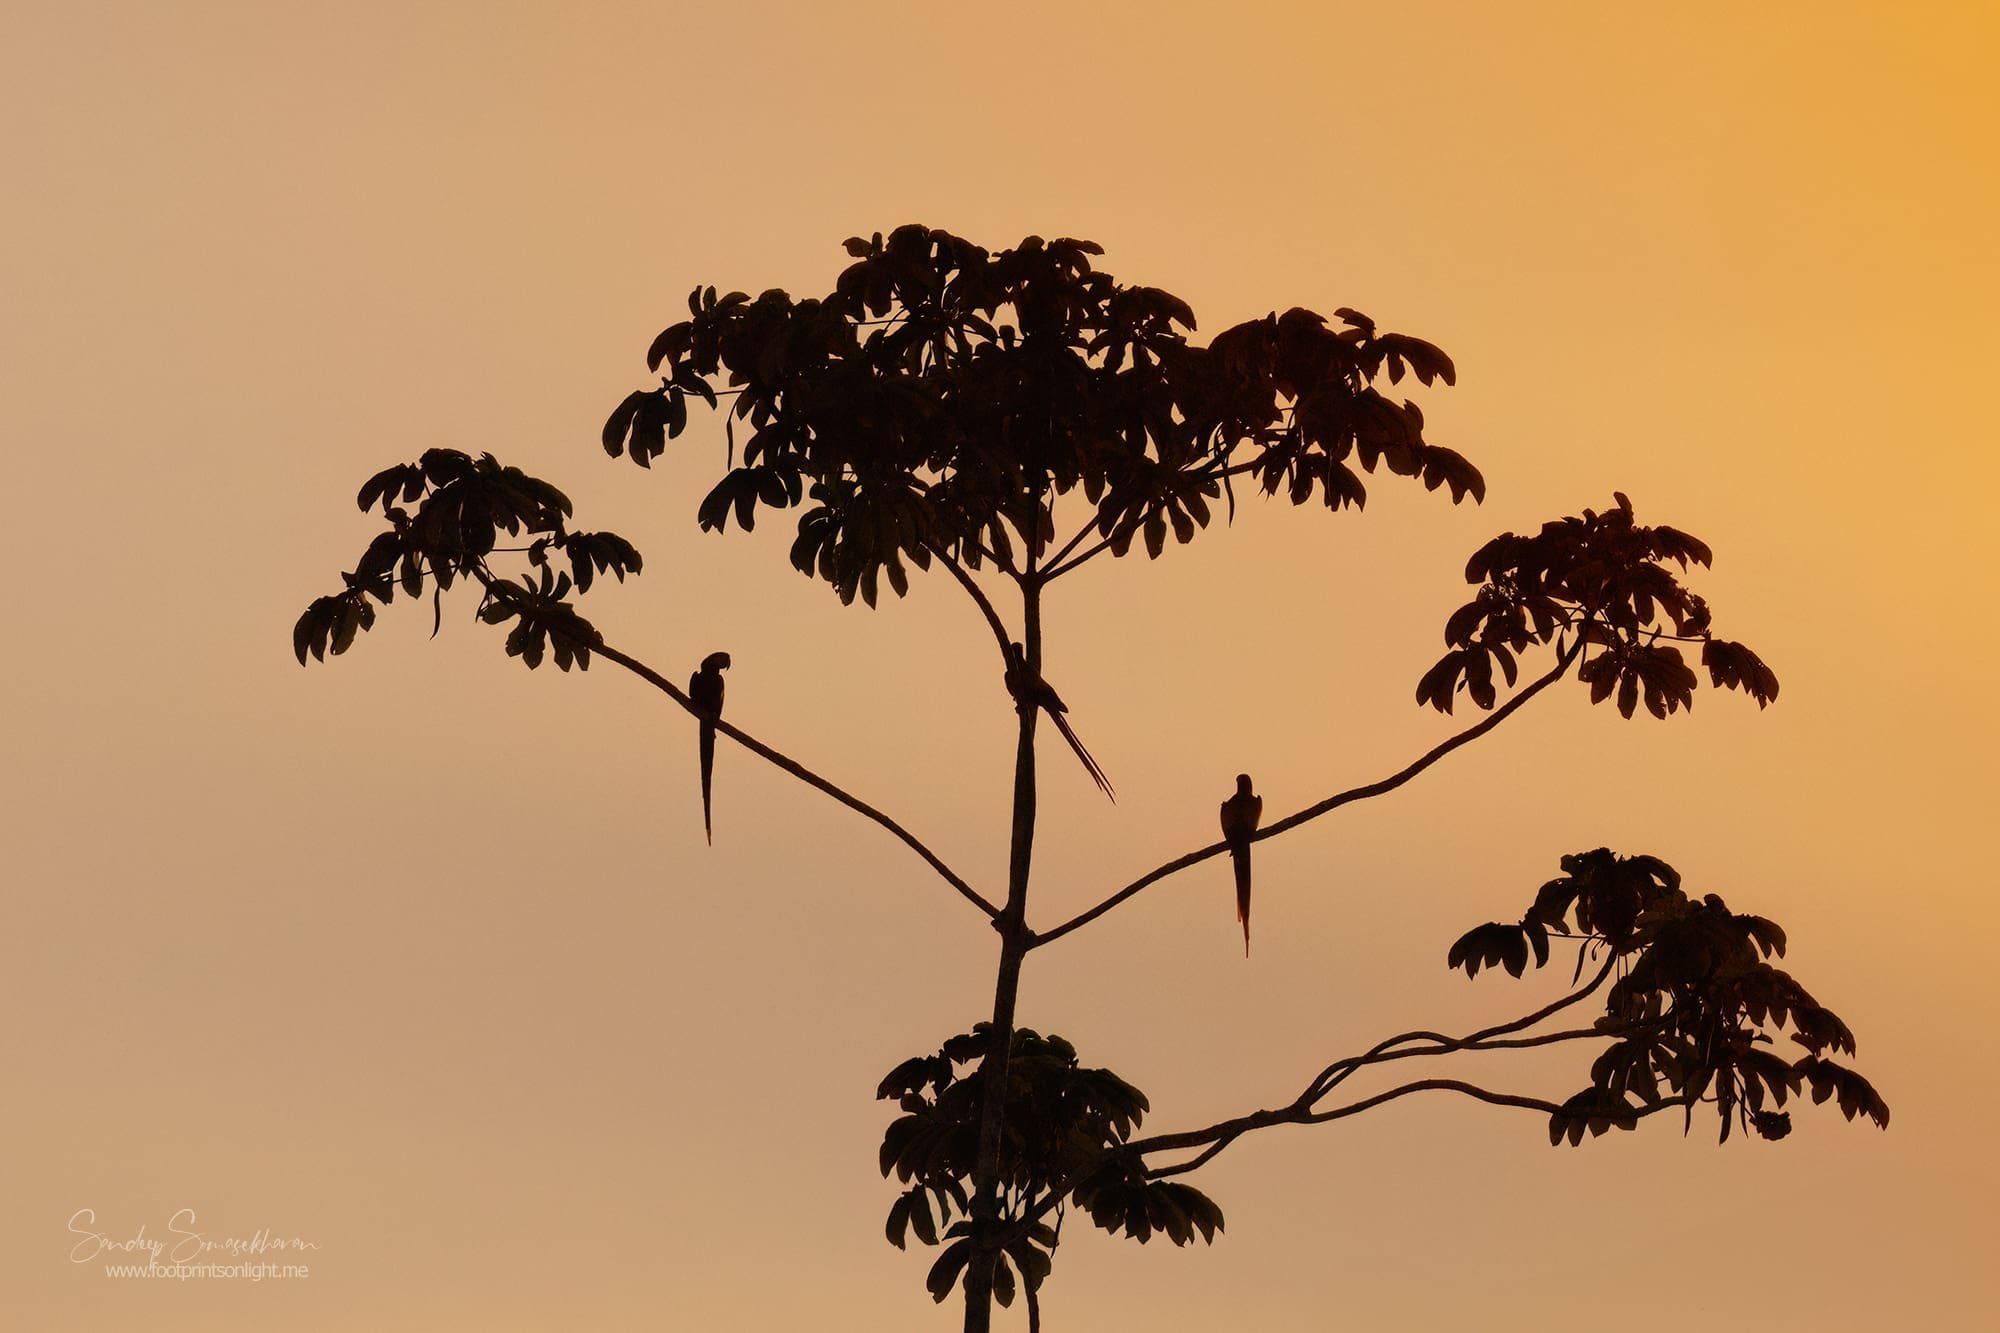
{"left": 1231, "top": 843, "right": 1252, "bottom": 956}
{"left": 699, "top": 720, "right": 716, "bottom": 844}
{"left": 1048, "top": 710, "right": 1116, "bottom": 801}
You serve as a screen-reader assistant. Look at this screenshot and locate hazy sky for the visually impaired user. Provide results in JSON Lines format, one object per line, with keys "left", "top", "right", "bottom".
{"left": 5, "top": 2, "right": 1995, "bottom": 1329}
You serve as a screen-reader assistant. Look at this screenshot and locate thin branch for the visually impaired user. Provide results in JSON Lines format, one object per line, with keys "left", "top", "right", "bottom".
{"left": 1312, "top": 1080, "right": 1564, "bottom": 1123}
{"left": 1009, "top": 1105, "right": 1297, "bottom": 1231}
{"left": 567, "top": 635, "right": 999, "bottom": 920}
{"left": 1458, "top": 948, "right": 1618, "bottom": 1043}
{"left": 1306, "top": 1080, "right": 1690, "bottom": 1129}
{"left": 1039, "top": 513, "right": 1106, "bottom": 575}
{"left": 1126, "top": 1106, "right": 1299, "bottom": 1161}
{"left": 1032, "top": 981, "right": 1655, "bottom": 1217}
{"left": 929, "top": 542, "right": 1016, "bottom": 666}
{"left": 1144, "top": 1137, "right": 1235, "bottom": 1181}
{"left": 1040, "top": 454, "right": 1269, "bottom": 582}
{"left": 1301, "top": 1023, "right": 1618, "bottom": 1105}
{"left": 1138, "top": 1077, "right": 1688, "bottom": 1180}
{"left": 897, "top": 474, "right": 1014, "bottom": 573}
{"left": 1306, "top": 951, "right": 1619, "bottom": 1101}
{"left": 1031, "top": 638, "right": 1585, "bottom": 948}
{"left": 1193, "top": 452, "right": 1274, "bottom": 488}
{"left": 1126, "top": 961, "right": 1613, "bottom": 1161}
{"left": 1039, "top": 526, "right": 1121, "bottom": 582}
{"left": 1125, "top": 952, "right": 1636, "bottom": 1180}
{"left": 963, "top": 534, "right": 1015, "bottom": 575}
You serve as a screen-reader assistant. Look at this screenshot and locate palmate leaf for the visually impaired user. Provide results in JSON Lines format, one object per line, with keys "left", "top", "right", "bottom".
{"left": 925, "top": 1240, "right": 974, "bottom": 1304}
{"left": 991, "top": 1253, "right": 1016, "bottom": 1308}
{"left": 601, "top": 389, "right": 656, "bottom": 457}
{"left": 1702, "top": 638, "right": 1780, "bottom": 706}
{"left": 292, "top": 592, "right": 374, "bottom": 664}
{"left": 1421, "top": 495, "right": 1773, "bottom": 718}
{"left": 1549, "top": 1088, "right": 1640, "bottom": 1146}
{"left": 1370, "top": 331, "right": 1458, "bottom": 387}
{"left": 608, "top": 226, "right": 1482, "bottom": 607}
{"left": 298, "top": 453, "right": 634, "bottom": 672}
{"left": 1459, "top": 848, "right": 1887, "bottom": 1148}
{"left": 1797, "top": 1057, "right": 1891, "bottom": 1128}
{"left": 884, "top": 1191, "right": 913, "bottom": 1249}
{"left": 1006, "top": 1237, "right": 1053, "bottom": 1294}
{"left": 874, "top": 1025, "right": 1199, "bottom": 1308}
{"left": 356, "top": 462, "right": 425, "bottom": 514}
{"left": 1446, "top": 921, "right": 1537, "bottom": 979}
{"left": 1075, "top": 1171, "right": 1225, "bottom": 1247}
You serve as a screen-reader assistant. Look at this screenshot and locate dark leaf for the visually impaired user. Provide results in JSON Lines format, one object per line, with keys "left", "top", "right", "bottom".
{"left": 885, "top": 1193, "right": 912, "bottom": 1250}
{"left": 925, "top": 1241, "right": 972, "bottom": 1304}
{"left": 602, "top": 390, "right": 650, "bottom": 456}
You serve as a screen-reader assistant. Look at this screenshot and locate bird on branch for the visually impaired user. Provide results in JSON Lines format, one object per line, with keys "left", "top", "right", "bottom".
{"left": 1003, "top": 642, "right": 1115, "bottom": 801}
{"left": 1219, "top": 774, "right": 1262, "bottom": 956}
{"left": 689, "top": 651, "right": 732, "bottom": 843}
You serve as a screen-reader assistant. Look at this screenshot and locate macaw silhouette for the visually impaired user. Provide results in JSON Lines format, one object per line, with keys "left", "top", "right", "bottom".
{"left": 689, "top": 651, "right": 731, "bottom": 843}
{"left": 1219, "top": 773, "right": 1262, "bottom": 956}
{"left": 1003, "top": 642, "right": 1114, "bottom": 800}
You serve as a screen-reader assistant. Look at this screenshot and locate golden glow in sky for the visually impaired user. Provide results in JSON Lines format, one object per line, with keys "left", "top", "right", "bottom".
{"left": 3, "top": 3, "right": 1994, "bottom": 1328}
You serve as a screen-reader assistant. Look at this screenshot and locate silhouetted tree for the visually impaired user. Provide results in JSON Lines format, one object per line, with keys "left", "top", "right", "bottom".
{"left": 297, "top": 226, "right": 1886, "bottom": 1332}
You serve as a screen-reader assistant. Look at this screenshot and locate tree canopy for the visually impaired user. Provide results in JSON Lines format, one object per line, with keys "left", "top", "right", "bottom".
{"left": 297, "top": 224, "right": 1882, "bottom": 1331}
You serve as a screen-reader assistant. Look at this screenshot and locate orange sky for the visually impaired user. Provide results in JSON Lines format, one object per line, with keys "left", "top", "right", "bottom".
{"left": 4, "top": 3, "right": 1995, "bottom": 1329}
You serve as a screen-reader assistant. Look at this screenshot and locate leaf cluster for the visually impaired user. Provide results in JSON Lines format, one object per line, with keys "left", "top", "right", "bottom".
{"left": 877, "top": 1026, "right": 1221, "bottom": 1308}
{"left": 1419, "top": 493, "right": 1778, "bottom": 717}
{"left": 603, "top": 224, "right": 1484, "bottom": 604}
{"left": 294, "top": 448, "right": 640, "bottom": 670}
{"left": 1447, "top": 849, "right": 1888, "bottom": 1146}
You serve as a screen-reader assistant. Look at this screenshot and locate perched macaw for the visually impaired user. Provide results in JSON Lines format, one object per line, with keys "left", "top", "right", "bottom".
{"left": 1219, "top": 773, "right": 1263, "bottom": 956}
{"left": 689, "top": 651, "right": 731, "bottom": 843}
{"left": 1003, "top": 642, "right": 1114, "bottom": 801}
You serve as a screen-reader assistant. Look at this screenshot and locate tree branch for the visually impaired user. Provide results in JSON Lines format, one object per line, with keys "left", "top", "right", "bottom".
{"left": 1125, "top": 954, "right": 1615, "bottom": 1168}
{"left": 1031, "top": 638, "right": 1584, "bottom": 947}
{"left": 1143, "top": 1139, "right": 1231, "bottom": 1180}
{"left": 582, "top": 635, "right": 1000, "bottom": 919}
{"left": 929, "top": 542, "right": 1017, "bottom": 666}
{"left": 1038, "top": 525, "right": 1121, "bottom": 582}
{"left": 1306, "top": 951, "right": 1619, "bottom": 1102}
{"left": 1040, "top": 453, "right": 1270, "bottom": 582}
{"left": 1136, "top": 1078, "right": 1688, "bottom": 1180}
{"left": 1007, "top": 949, "right": 1629, "bottom": 1223}
{"left": 898, "top": 474, "right": 1013, "bottom": 574}
{"left": 1039, "top": 511, "right": 1105, "bottom": 576}
{"left": 1305, "top": 1079, "right": 1690, "bottom": 1129}
{"left": 1309, "top": 1079, "right": 1567, "bottom": 1123}
{"left": 1125, "top": 1105, "right": 1301, "bottom": 1163}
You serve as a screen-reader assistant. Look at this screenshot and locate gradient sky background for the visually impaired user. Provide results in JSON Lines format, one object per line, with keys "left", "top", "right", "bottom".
{"left": 5, "top": 2, "right": 1995, "bottom": 1329}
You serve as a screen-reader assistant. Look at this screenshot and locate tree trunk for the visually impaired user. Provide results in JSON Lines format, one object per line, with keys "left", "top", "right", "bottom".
{"left": 963, "top": 580, "right": 1042, "bottom": 1332}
